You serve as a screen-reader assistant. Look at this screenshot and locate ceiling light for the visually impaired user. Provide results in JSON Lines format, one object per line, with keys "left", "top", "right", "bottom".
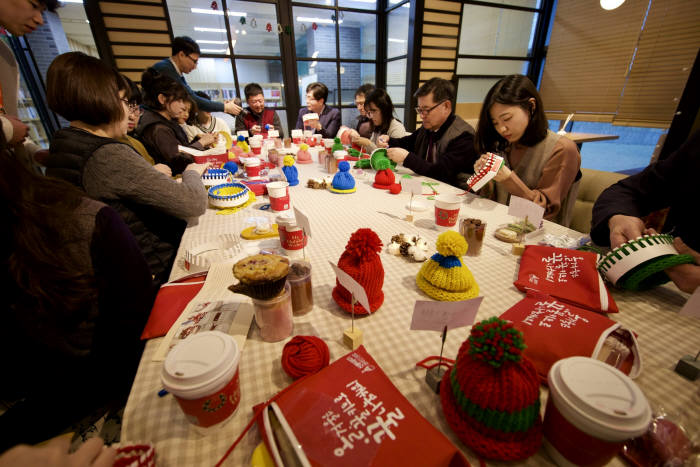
{"left": 61, "top": 0, "right": 83, "bottom": 3}
{"left": 310, "top": 61, "right": 317, "bottom": 67}
{"left": 196, "top": 39, "right": 228, "bottom": 44}
{"left": 600, "top": 0, "right": 625, "bottom": 10}
{"left": 199, "top": 48, "right": 228, "bottom": 53}
{"left": 194, "top": 27, "right": 227, "bottom": 33}
{"left": 191, "top": 8, "right": 246, "bottom": 16}
{"left": 311, "top": 50, "right": 319, "bottom": 58}
{"left": 241, "top": 30, "right": 247, "bottom": 35}
{"left": 388, "top": 38, "right": 405, "bottom": 43}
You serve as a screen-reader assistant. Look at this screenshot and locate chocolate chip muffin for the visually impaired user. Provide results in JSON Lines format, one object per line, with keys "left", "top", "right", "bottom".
{"left": 229, "top": 254, "right": 290, "bottom": 299}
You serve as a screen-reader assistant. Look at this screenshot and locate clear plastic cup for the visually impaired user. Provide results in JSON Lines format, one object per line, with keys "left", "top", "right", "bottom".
{"left": 252, "top": 283, "right": 293, "bottom": 342}
{"left": 288, "top": 260, "right": 313, "bottom": 316}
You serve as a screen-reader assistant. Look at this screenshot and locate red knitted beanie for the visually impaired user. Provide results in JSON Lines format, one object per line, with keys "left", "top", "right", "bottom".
{"left": 332, "top": 228, "right": 384, "bottom": 314}
{"left": 373, "top": 169, "right": 395, "bottom": 189}
{"left": 440, "top": 317, "right": 542, "bottom": 460}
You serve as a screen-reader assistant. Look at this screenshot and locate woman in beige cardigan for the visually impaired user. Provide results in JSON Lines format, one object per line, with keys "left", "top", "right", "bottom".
{"left": 473, "top": 74, "right": 581, "bottom": 227}
{"left": 349, "top": 88, "right": 408, "bottom": 152}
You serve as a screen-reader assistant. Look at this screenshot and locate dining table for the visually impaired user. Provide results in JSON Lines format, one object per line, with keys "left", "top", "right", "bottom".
{"left": 120, "top": 146, "right": 699, "bottom": 466}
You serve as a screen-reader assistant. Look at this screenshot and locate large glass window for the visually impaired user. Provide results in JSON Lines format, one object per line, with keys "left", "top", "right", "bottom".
{"left": 455, "top": 1, "right": 543, "bottom": 114}
{"left": 292, "top": 0, "right": 378, "bottom": 130}
{"left": 226, "top": 1, "right": 281, "bottom": 57}
{"left": 387, "top": 6, "right": 408, "bottom": 59}
{"left": 293, "top": 6, "right": 338, "bottom": 59}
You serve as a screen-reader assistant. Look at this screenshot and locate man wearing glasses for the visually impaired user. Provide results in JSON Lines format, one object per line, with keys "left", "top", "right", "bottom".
{"left": 153, "top": 36, "right": 242, "bottom": 116}
{"left": 378, "top": 78, "right": 477, "bottom": 187}
{"left": 235, "top": 82, "right": 284, "bottom": 138}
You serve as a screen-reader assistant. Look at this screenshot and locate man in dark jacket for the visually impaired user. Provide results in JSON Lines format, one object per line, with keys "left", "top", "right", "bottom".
{"left": 591, "top": 130, "right": 700, "bottom": 293}
{"left": 152, "top": 36, "right": 242, "bottom": 116}
{"left": 380, "top": 78, "right": 477, "bottom": 188}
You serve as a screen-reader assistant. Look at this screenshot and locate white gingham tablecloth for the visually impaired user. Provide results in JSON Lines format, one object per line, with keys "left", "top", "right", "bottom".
{"left": 121, "top": 158, "right": 700, "bottom": 466}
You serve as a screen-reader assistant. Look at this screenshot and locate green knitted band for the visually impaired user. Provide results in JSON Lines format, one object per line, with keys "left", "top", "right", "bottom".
{"left": 449, "top": 368, "right": 540, "bottom": 433}
{"left": 617, "top": 254, "right": 695, "bottom": 291}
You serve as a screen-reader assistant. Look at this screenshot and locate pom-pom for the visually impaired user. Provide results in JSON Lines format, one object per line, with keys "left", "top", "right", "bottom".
{"left": 391, "top": 234, "right": 402, "bottom": 244}
{"left": 334, "top": 137, "right": 341, "bottom": 144}
{"left": 223, "top": 161, "right": 238, "bottom": 175}
{"left": 237, "top": 134, "right": 245, "bottom": 142}
{"left": 436, "top": 230, "right": 468, "bottom": 257}
{"left": 416, "top": 237, "right": 428, "bottom": 251}
{"left": 344, "top": 228, "right": 382, "bottom": 259}
{"left": 468, "top": 317, "right": 525, "bottom": 368}
{"left": 338, "top": 160, "right": 350, "bottom": 172}
{"left": 387, "top": 242, "right": 401, "bottom": 256}
{"left": 283, "top": 155, "right": 295, "bottom": 167}
{"left": 265, "top": 124, "right": 270, "bottom": 130}
{"left": 389, "top": 183, "right": 402, "bottom": 194}
{"left": 411, "top": 248, "right": 428, "bottom": 262}
{"left": 400, "top": 241, "right": 411, "bottom": 257}
{"left": 299, "top": 143, "right": 309, "bottom": 151}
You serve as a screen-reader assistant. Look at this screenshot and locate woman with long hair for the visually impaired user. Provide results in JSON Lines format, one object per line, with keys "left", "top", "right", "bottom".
{"left": 349, "top": 88, "right": 408, "bottom": 151}
{"left": 0, "top": 131, "right": 153, "bottom": 450}
{"left": 137, "top": 67, "right": 217, "bottom": 174}
{"left": 473, "top": 74, "right": 581, "bottom": 227}
{"left": 43, "top": 52, "right": 208, "bottom": 285}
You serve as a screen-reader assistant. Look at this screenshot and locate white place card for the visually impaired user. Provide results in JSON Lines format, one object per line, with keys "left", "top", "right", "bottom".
{"left": 329, "top": 261, "right": 370, "bottom": 313}
{"left": 410, "top": 297, "right": 483, "bottom": 332}
{"left": 294, "top": 207, "right": 312, "bottom": 238}
{"left": 236, "top": 130, "right": 249, "bottom": 138}
{"left": 402, "top": 177, "right": 423, "bottom": 195}
{"left": 508, "top": 195, "right": 545, "bottom": 227}
{"left": 679, "top": 287, "right": 700, "bottom": 319}
{"left": 268, "top": 129, "right": 280, "bottom": 138}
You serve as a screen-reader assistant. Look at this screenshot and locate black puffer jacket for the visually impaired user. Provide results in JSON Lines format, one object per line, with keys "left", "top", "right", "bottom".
{"left": 46, "top": 127, "right": 185, "bottom": 285}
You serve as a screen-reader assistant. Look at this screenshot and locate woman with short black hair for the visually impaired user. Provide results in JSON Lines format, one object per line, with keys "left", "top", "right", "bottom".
{"left": 136, "top": 67, "right": 217, "bottom": 175}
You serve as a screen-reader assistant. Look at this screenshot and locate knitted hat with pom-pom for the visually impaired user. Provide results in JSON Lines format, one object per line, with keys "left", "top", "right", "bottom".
{"left": 282, "top": 155, "right": 299, "bottom": 186}
{"left": 330, "top": 161, "right": 356, "bottom": 193}
{"left": 441, "top": 317, "right": 542, "bottom": 460}
{"left": 331, "top": 137, "right": 344, "bottom": 154}
{"left": 416, "top": 231, "right": 479, "bottom": 301}
{"left": 332, "top": 228, "right": 384, "bottom": 314}
{"left": 296, "top": 143, "right": 313, "bottom": 164}
{"left": 373, "top": 167, "right": 395, "bottom": 189}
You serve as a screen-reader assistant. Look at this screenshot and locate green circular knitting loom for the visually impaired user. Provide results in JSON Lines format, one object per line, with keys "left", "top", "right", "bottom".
{"left": 597, "top": 233, "right": 695, "bottom": 291}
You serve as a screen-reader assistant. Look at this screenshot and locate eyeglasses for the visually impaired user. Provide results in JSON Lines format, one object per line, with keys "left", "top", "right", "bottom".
{"left": 248, "top": 98, "right": 265, "bottom": 105}
{"left": 120, "top": 97, "right": 130, "bottom": 107}
{"left": 415, "top": 100, "right": 446, "bottom": 116}
{"left": 365, "top": 109, "right": 377, "bottom": 117}
{"left": 355, "top": 101, "right": 365, "bottom": 107}
{"left": 186, "top": 55, "right": 199, "bottom": 65}
{"left": 128, "top": 103, "right": 142, "bottom": 114}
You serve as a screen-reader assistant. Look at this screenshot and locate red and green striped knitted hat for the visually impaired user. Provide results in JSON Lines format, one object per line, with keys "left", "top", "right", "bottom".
{"left": 440, "top": 317, "right": 543, "bottom": 460}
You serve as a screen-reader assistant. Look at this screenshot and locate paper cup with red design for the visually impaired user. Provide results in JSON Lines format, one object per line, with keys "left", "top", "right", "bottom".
{"left": 161, "top": 331, "right": 242, "bottom": 430}
{"left": 434, "top": 194, "right": 461, "bottom": 230}
{"left": 277, "top": 215, "right": 307, "bottom": 255}
{"left": 268, "top": 181, "right": 290, "bottom": 212}
{"left": 291, "top": 129, "right": 303, "bottom": 144}
{"left": 249, "top": 137, "right": 262, "bottom": 155}
{"left": 244, "top": 159, "right": 262, "bottom": 178}
{"left": 323, "top": 138, "right": 334, "bottom": 156}
{"left": 543, "top": 357, "right": 651, "bottom": 467}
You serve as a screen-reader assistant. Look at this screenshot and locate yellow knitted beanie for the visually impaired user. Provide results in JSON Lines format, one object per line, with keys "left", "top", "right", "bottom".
{"left": 416, "top": 231, "right": 479, "bottom": 301}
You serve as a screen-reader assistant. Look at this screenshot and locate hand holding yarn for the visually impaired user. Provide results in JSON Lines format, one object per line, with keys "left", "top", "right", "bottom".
{"left": 377, "top": 134, "right": 390, "bottom": 148}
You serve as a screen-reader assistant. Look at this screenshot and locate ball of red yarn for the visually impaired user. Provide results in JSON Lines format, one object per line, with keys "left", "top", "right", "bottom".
{"left": 281, "top": 336, "right": 330, "bottom": 380}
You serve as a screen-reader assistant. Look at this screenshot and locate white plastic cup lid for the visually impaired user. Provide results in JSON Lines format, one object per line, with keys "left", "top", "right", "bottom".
{"left": 435, "top": 194, "right": 461, "bottom": 209}
{"left": 548, "top": 357, "right": 651, "bottom": 442}
{"left": 162, "top": 331, "right": 240, "bottom": 400}
{"left": 244, "top": 159, "right": 261, "bottom": 167}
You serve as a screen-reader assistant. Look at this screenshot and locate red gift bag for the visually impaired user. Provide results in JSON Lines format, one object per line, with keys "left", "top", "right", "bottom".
{"left": 514, "top": 245, "right": 618, "bottom": 313}
{"left": 500, "top": 290, "right": 640, "bottom": 382}
{"left": 257, "top": 346, "right": 469, "bottom": 467}
{"left": 140, "top": 272, "right": 207, "bottom": 340}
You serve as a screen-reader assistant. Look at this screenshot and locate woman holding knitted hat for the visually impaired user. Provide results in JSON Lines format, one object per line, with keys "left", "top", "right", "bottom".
{"left": 473, "top": 75, "right": 581, "bottom": 227}
{"left": 348, "top": 88, "right": 408, "bottom": 152}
